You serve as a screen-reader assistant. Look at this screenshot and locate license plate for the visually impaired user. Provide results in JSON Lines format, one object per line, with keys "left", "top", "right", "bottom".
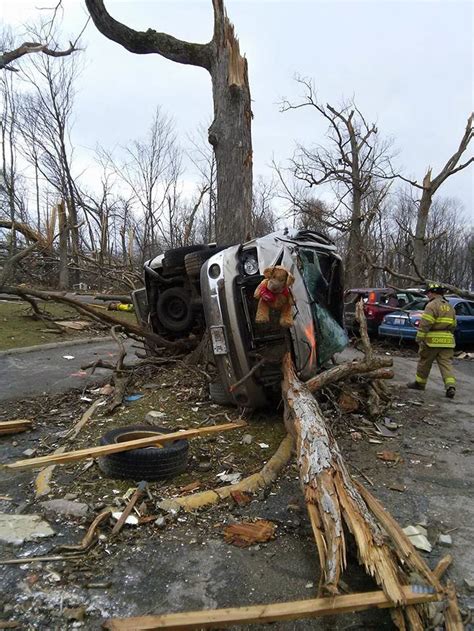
{"left": 393, "top": 317, "right": 405, "bottom": 326}
{"left": 210, "top": 326, "right": 228, "bottom": 355}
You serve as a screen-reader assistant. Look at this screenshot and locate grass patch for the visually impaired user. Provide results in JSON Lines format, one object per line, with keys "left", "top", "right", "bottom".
{"left": 0, "top": 300, "right": 137, "bottom": 351}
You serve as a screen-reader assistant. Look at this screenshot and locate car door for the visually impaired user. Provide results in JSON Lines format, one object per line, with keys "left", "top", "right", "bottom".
{"left": 454, "top": 301, "right": 474, "bottom": 344}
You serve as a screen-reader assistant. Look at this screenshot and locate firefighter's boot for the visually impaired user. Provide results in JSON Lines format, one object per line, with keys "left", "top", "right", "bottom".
{"left": 406, "top": 381, "right": 425, "bottom": 391}
{"left": 446, "top": 387, "right": 456, "bottom": 399}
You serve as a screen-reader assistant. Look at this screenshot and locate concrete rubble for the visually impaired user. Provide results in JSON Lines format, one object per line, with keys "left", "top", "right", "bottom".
{"left": 40, "top": 499, "right": 89, "bottom": 519}
{"left": 0, "top": 513, "right": 55, "bottom": 545}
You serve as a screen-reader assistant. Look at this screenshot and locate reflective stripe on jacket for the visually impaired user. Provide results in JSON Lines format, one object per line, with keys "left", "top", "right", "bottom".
{"left": 416, "top": 297, "right": 456, "bottom": 348}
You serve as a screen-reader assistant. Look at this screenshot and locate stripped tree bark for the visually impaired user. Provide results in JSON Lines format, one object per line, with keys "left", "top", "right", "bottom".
{"left": 282, "top": 353, "right": 440, "bottom": 628}
{"left": 84, "top": 0, "right": 253, "bottom": 244}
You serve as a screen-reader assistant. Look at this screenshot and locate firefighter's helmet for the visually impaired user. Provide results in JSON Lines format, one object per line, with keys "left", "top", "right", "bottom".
{"left": 424, "top": 282, "right": 446, "bottom": 295}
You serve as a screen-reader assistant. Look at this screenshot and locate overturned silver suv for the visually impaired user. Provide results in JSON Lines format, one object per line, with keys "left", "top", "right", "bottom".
{"left": 132, "top": 229, "right": 348, "bottom": 409}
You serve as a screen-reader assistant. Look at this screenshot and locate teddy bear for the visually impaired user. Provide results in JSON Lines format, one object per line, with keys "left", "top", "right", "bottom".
{"left": 254, "top": 265, "right": 295, "bottom": 328}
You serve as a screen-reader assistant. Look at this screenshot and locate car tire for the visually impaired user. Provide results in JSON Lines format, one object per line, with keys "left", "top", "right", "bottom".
{"left": 163, "top": 245, "right": 206, "bottom": 269}
{"left": 157, "top": 287, "right": 194, "bottom": 333}
{"left": 209, "top": 381, "right": 232, "bottom": 405}
{"left": 97, "top": 425, "right": 189, "bottom": 481}
{"left": 184, "top": 246, "right": 227, "bottom": 279}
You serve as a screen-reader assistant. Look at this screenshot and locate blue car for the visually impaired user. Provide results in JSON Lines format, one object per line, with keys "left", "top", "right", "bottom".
{"left": 379, "top": 296, "right": 474, "bottom": 345}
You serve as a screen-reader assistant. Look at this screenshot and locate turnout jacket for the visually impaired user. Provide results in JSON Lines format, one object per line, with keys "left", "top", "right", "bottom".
{"left": 416, "top": 296, "right": 456, "bottom": 348}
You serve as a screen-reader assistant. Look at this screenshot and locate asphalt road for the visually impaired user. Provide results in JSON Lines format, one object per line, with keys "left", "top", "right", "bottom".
{"left": 2, "top": 338, "right": 473, "bottom": 402}
{"left": 0, "top": 338, "right": 138, "bottom": 401}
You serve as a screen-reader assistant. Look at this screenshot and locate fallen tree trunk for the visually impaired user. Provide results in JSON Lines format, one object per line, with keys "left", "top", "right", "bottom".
{"left": 0, "top": 285, "right": 192, "bottom": 352}
{"left": 282, "top": 353, "right": 441, "bottom": 628}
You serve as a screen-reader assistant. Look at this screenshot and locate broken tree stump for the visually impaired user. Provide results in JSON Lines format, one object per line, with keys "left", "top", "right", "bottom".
{"left": 282, "top": 353, "right": 440, "bottom": 628}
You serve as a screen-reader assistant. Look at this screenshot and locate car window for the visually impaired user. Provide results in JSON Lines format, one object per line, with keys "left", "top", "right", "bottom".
{"left": 467, "top": 302, "right": 474, "bottom": 316}
{"left": 300, "top": 249, "right": 329, "bottom": 307}
{"left": 396, "top": 293, "right": 408, "bottom": 306}
{"left": 455, "top": 302, "right": 471, "bottom": 316}
{"left": 404, "top": 299, "right": 427, "bottom": 310}
{"left": 345, "top": 291, "right": 366, "bottom": 304}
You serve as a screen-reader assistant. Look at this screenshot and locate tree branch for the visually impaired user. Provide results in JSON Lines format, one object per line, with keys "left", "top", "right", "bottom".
{"left": 84, "top": 0, "right": 212, "bottom": 70}
{"left": 0, "top": 41, "right": 79, "bottom": 71}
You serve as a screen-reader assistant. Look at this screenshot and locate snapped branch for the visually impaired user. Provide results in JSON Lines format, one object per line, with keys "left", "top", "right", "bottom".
{"left": 85, "top": 0, "right": 212, "bottom": 70}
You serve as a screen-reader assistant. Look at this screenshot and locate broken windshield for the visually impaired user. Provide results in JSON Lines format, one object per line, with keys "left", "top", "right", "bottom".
{"left": 299, "top": 248, "right": 348, "bottom": 365}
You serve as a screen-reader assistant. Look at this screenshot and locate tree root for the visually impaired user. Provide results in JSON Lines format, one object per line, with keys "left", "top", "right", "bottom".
{"left": 170, "top": 434, "right": 294, "bottom": 512}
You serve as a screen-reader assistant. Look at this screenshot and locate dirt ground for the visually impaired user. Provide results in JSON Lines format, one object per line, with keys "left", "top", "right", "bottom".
{"left": 0, "top": 348, "right": 473, "bottom": 630}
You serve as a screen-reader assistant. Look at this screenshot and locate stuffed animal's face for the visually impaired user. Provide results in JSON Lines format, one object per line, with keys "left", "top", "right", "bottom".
{"left": 264, "top": 266, "right": 295, "bottom": 293}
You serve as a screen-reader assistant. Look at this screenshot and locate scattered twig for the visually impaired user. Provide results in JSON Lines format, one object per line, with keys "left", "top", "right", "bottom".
{"left": 349, "top": 463, "right": 374, "bottom": 487}
{"left": 229, "top": 358, "right": 268, "bottom": 393}
{"left": 0, "top": 554, "right": 83, "bottom": 565}
{"left": 58, "top": 509, "right": 112, "bottom": 552}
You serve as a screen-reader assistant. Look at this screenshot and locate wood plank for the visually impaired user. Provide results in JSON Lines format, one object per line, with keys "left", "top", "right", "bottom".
{"left": 4, "top": 421, "right": 246, "bottom": 471}
{"left": 0, "top": 420, "right": 33, "bottom": 428}
{"left": 0, "top": 420, "right": 33, "bottom": 436}
{"left": 433, "top": 554, "right": 453, "bottom": 580}
{"left": 103, "top": 586, "right": 440, "bottom": 630}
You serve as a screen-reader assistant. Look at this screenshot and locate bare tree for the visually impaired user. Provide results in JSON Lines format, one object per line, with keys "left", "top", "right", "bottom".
{"left": 17, "top": 24, "right": 83, "bottom": 288}
{"left": 280, "top": 78, "right": 395, "bottom": 287}
{"left": 85, "top": 0, "right": 253, "bottom": 245}
{"left": 384, "top": 195, "right": 472, "bottom": 289}
{"left": 250, "top": 176, "right": 278, "bottom": 238}
{"left": 188, "top": 124, "right": 217, "bottom": 243}
{"left": 103, "top": 108, "right": 181, "bottom": 263}
{"left": 393, "top": 114, "right": 473, "bottom": 276}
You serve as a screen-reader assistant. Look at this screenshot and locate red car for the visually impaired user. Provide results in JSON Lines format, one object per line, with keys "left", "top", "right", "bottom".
{"left": 344, "top": 288, "right": 424, "bottom": 334}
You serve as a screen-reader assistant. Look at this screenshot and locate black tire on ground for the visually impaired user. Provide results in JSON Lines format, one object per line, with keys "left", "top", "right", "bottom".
{"left": 209, "top": 380, "right": 232, "bottom": 405}
{"left": 97, "top": 425, "right": 189, "bottom": 481}
{"left": 163, "top": 244, "right": 206, "bottom": 269}
{"left": 184, "top": 246, "right": 228, "bottom": 279}
{"left": 157, "top": 287, "right": 193, "bottom": 333}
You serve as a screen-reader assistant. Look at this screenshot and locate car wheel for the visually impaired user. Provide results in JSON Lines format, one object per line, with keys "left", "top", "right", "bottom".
{"left": 97, "top": 425, "right": 189, "bottom": 481}
{"left": 184, "top": 246, "right": 228, "bottom": 279}
{"left": 209, "top": 381, "right": 232, "bottom": 405}
{"left": 157, "top": 287, "right": 194, "bottom": 333}
{"left": 163, "top": 245, "right": 206, "bottom": 269}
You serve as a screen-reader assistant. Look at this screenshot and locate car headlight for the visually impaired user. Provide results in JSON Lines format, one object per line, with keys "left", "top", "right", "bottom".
{"left": 243, "top": 255, "right": 259, "bottom": 275}
{"left": 208, "top": 263, "right": 221, "bottom": 279}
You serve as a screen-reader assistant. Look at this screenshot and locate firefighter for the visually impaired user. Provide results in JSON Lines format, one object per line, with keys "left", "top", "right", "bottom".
{"left": 407, "top": 283, "right": 457, "bottom": 398}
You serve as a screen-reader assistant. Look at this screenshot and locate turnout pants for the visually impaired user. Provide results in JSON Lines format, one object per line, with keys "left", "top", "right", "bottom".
{"left": 415, "top": 345, "right": 456, "bottom": 389}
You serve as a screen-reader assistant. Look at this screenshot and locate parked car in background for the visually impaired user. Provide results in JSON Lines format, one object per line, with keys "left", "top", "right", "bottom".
{"left": 132, "top": 229, "right": 348, "bottom": 409}
{"left": 344, "top": 288, "right": 424, "bottom": 334}
{"left": 379, "top": 296, "right": 474, "bottom": 345}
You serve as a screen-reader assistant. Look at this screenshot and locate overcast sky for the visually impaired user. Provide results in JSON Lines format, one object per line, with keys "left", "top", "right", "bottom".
{"left": 3, "top": 0, "right": 473, "bottom": 217}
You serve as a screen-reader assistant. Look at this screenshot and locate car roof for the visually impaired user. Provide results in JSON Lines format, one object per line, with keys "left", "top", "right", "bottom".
{"left": 346, "top": 288, "right": 389, "bottom": 293}
{"left": 446, "top": 296, "right": 466, "bottom": 306}
{"left": 345, "top": 287, "right": 416, "bottom": 293}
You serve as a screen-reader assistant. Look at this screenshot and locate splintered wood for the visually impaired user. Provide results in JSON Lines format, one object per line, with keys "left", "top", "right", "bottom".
{"left": 281, "top": 353, "right": 441, "bottom": 628}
